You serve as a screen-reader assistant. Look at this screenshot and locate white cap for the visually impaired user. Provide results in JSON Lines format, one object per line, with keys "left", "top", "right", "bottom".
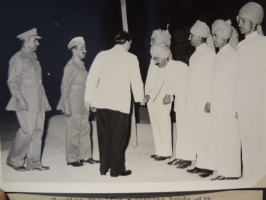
{"left": 68, "top": 37, "right": 85, "bottom": 49}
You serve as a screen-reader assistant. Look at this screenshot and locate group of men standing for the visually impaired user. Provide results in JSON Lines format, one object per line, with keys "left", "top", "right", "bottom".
{"left": 5, "top": 28, "right": 144, "bottom": 178}
{"left": 147, "top": 1, "right": 266, "bottom": 180}
{"left": 5, "top": 1, "right": 266, "bottom": 180}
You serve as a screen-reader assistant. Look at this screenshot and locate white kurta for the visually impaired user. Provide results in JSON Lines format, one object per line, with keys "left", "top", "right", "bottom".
{"left": 211, "top": 44, "right": 241, "bottom": 177}
{"left": 235, "top": 31, "right": 266, "bottom": 178}
{"left": 186, "top": 43, "right": 217, "bottom": 170}
{"left": 145, "top": 60, "right": 174, "bottom": 157}
{"left": 169, "top": 61, "right": 195, "bottom": 161}
{"left": 84, "top": 45, "right": 144, "bottom": 114}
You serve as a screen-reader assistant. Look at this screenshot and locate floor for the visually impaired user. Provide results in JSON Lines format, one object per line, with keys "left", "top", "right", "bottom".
{"left": 0, "top": 110, "right": 221, "bottom": 183}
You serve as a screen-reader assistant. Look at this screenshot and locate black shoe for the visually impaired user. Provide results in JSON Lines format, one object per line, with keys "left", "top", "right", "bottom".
{"left": 7, "top": 163, "right": 29, "bottom": 171}
{"left": 198, "top": 169, "right": 213, "bottom": 178}
{"left": 90, "top": 158, "right": 100, "bottom": 163}
{"left": 167, "top": 159, "right": 182, "bottom": 165}
{"left": 80, "top": 158, "right": 100, "bottom": 164}
{"left": 187, "top": 167, "right": 203, "bottom": 173}
{"left": 225, "top": 177, "right": 239, "bottom": 180}
{"left": 30, "top": 165, "right": 50, "bottom": 171}
{"left": 101, "top": 172, "right": 107, "bottom": 175}
{"left": 211, "top": 175, "right": 225, "bottom": 181}
{"left": 155, "top": 156, "right": 171, "bottom": 161}
{"left": 111, "top": 170, "right": 132, "bottom": 177}
{"left": 150, "top": 154, "right": 157, "bottom": 158}
{"left": 67, "top": 161, "right": 83, "bottom": 167}
{"left": 176, "top": 161, "right": 191, "bottom": 169}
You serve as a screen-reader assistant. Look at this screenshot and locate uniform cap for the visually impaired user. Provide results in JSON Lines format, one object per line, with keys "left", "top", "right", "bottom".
{"left": 17, "top": 28, "right": 41, "bottom": 40}
{"left": 68, "top": 37, "right": 85, "bottom": 49}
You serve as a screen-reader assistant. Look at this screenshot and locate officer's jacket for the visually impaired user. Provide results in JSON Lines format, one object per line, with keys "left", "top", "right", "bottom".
{"left": 6, "top": 49, "right": 51, "bottom": 113}
{"left": 57, "top": 58, "right": 88, "bottom": 115}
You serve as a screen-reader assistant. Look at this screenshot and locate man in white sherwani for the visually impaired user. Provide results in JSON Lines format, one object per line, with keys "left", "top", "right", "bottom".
{"left": 186, "top": 20, "right": 217, "bottom": 178}
{"left": 210, "top": 20, "right": 241, "bottom": 180}
{"left": 164, "top": 53, "right": 193, "bottom": 169}
{"left": 235, "top": 2, "right": 266, "bottom": 179}
{"left": 145, "top": 29, "right": 173, "bottom": 160}
{"left": 84, "top": 31, "right": 145, "bottom": 177}
{"left": 145, "top": 45, "right": 174, "bottom": 161}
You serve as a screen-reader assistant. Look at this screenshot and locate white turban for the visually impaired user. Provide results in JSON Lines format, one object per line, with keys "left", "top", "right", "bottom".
{"left": 237, "top": 2, "right": 264, "bottom": 35}
{"left": 150, "top": 45, "right": 171, "bottom": 59}
{"left": 190, "top": 20, "right": 215, "bottom": 50}
{"left": 212, "top": 19, "right": 239, "bottom": 49}
{"left": 190, "top": 20, "right": 210, "bottom": 38}
{"left": 151, "top": 29, "right": 171, "bottom": 48}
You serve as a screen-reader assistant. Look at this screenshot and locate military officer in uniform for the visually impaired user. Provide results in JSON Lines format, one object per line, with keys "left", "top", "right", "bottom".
{"left": 57, "top": 37, "right": 99, "bottom": 167}
{"left": 6, "top": 28, "right": 51, "bottom": 171}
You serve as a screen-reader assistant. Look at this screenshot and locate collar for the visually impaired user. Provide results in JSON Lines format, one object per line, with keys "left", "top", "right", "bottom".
{"left": 245, "top": 31, "right": 259, "bottom": 40}
{"left": 219, "top": 43, "right": 231, "bottom": 53}
{"left": 195, "top": 43, "right": 206, "bottom": 51}
{"left": 71, "top": 57, "right": 84, "bottom": 68}
{"left": 114, "top": 44, "right": 126, "bottom": 51}
{"left": 21, "top": 48, "right": 37, "bottom": 58}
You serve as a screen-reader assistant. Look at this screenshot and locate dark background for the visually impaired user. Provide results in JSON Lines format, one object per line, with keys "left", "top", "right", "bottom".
{"left": 0, "top": 0, "right": 265, "bottom": 115}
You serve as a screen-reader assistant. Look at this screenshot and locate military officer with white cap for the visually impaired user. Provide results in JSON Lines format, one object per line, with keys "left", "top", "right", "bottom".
{"left": 57, "top": 37, "right": 99, "bottom": 167}
{"left": 235, "top": 2, "right": 266, "bottom": 178}
{"left": 185, "top": 20, "right": 217, "bottom": 177}
{"left": 6, "top": 28, "right": 51, "bottom": 171}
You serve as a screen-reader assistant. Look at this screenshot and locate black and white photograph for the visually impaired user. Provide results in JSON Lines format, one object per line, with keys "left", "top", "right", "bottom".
{"left": 0, "top": 0, "right": 266, "bottom": 194}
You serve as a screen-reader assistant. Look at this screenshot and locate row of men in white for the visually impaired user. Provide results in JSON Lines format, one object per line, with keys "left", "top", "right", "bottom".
{"left": 145, "top": 1, "right": 266, "bottom": 180}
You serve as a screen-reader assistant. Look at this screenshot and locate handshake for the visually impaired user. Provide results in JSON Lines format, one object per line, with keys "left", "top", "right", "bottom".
{"left": 140, "top": 94, "right": 171, "bottom": 106}
{"left": 140, "top": 95, "right": 150, "bottom": 106}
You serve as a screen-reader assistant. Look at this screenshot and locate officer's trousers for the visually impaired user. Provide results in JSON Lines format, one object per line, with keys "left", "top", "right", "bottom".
{"left": 7, "top": 112, "right": 45, "bottom": 169}
{"left": 65, "top": 114, "right": 91, "bottom": 163}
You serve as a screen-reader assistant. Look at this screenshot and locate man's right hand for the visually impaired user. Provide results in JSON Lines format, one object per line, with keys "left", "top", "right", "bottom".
{"left": 145, "top": 95, "right": 150, "bottom": 102}
{"left": 17, "top": 98, "right": 29, "bottom": 111}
